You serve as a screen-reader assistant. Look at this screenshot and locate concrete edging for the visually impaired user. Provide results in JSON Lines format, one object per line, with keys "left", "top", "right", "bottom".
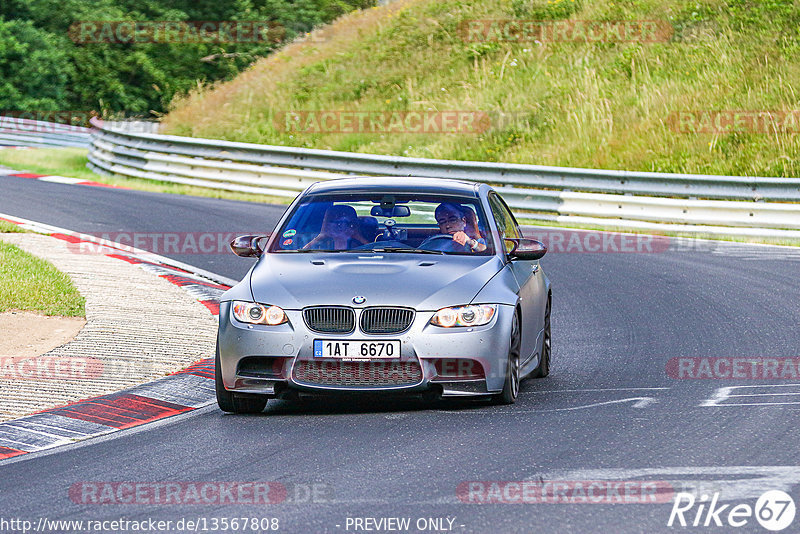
{"left": 0, "top": 214, "right": 230, "bottom": 461}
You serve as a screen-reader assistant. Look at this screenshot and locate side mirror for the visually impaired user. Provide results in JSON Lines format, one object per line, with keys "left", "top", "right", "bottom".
{"left": 230, "top": 235, "right": 269, "bottom": 257}
{"left": 504, "top": 238, "right": 547, "bottom": 261}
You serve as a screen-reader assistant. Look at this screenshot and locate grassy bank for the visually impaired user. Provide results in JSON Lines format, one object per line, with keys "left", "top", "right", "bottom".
{"left": 0, "top": 148, "right": 97, "bottom": 181}
{"left": 0, "top": 238, "right": 85, "bottom": 317}
{"left": 162, "top": 0, "right": 800, "bottom": 178}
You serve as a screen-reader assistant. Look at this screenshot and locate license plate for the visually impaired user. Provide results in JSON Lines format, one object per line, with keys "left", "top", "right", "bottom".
{"left": 313, "top": 339, "right": 401, "bottom": 360}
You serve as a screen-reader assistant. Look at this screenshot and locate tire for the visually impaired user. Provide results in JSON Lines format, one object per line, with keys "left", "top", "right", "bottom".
{"left": 493, "top": 311, "right": 521, "bottom": 405}
{"left": 531, "top": 294, "right": 551, "bottom": 379}
{"left": 215, "top": 344, "right": 268, "bottom": 414}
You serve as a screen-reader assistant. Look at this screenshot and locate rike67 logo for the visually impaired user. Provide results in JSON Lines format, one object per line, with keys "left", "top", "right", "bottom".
{"left": 668, "top": 490, "right": 796, "bottom": 531}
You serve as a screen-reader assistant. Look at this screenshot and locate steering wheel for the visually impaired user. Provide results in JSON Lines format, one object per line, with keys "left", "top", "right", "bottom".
{"left": 419, "top": 234, "right": 467, "bottom": 252}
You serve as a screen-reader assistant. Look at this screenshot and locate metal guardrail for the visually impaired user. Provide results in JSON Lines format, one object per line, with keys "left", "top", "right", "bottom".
{"left": 87, "top": 119, "right": 800, "bottom": 238}
{"left": 0, "top": 118, "right": 92, "bottom": 148}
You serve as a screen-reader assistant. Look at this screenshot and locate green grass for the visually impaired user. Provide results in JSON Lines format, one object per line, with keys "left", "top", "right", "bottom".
{"left": 162, "top": 0, "right": 800, "bottom": 178}
{"left": 0, "top": 147, "right": 97, "bottom": 181}
{"left": 0, "top": 221, "right": 24, "bottom": 233}
{"left": 0, "top": 241, "right": 85, "bottom": 316}
{"left": 0, "top": 148, "right": 294, "bottom": 206}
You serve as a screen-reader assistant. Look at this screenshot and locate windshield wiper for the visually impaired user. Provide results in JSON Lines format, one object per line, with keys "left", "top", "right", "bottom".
{"left": 369, "top": 247, "right": 445, "bottom": 255}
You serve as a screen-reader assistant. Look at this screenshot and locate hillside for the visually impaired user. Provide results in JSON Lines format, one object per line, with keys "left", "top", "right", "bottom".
{"left": 0, "top": 0, "right": 373, "bottom": 116}
{"left": 162, "top": 0, "right": 800, "bottom": 178}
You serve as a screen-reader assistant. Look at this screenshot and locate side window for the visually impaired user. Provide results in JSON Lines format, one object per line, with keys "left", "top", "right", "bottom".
{"left": 488, "top": 193, "right": 521, "bottom": 254}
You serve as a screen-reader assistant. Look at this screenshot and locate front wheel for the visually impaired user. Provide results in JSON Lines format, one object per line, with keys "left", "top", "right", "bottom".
{"left": 215, "top": 344, "right": 268, "bottom": 414}
{"left": 531, "top": 294, "right": 551, "bottom": 379}
{"left": 493, "top": 311, "right": 521, "bottom": 405}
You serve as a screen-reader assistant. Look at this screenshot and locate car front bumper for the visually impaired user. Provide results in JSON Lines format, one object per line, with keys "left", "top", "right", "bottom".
{"left": 217, "top": 301, "right": 515, "bottom": 397}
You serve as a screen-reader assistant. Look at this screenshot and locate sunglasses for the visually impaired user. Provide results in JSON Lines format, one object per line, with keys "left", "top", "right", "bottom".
{"left": 436, "top": 215, "right": 463, "bottom": 225}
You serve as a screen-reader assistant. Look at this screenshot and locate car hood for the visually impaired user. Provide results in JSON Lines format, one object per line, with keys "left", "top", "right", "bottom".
{"left": 248, "top": 253, "right": 504, "bottom": 311}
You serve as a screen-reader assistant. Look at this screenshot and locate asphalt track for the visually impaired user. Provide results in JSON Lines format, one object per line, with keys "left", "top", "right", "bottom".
{"left": 2, "top": 174, "right": 800, "bottom": 533}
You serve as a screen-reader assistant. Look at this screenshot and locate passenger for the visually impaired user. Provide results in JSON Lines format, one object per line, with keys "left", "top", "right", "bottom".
{"left": 357, "top": 216, "right": 379, "bottom": 244}
{"left": 303, "top": 205, "right": 367, "bottom": 250}
{"left": 434, "top": 203, "right": 487, "bottom": 252}
{"left": 461, "top": 205, "right": 486, "bottom": 242}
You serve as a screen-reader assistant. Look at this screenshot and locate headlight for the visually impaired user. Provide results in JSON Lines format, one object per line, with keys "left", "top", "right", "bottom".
{"left": 232, "top": 301, "right": 288, "bottom": 325}
{"left": 430, "top": 304, "right": 497, "bottom": 327}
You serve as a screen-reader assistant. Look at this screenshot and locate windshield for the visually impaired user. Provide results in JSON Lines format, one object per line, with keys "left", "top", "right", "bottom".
{"left": 269, "top": 193, "right": 494, "bottom": 255}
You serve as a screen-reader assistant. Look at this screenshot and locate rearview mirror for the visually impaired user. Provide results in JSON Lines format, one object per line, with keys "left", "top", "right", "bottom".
{"left": 504, "top": 238, "right": 547, "bottom": 261}
{"left": 370, "top": 205, "right": 411, "bottom": 218}
{"left": 230, "top": 235, "right": 269, "bottom": 257}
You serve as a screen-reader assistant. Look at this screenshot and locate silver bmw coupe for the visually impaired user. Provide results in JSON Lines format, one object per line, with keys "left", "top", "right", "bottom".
{"left": 216, "top": 177, "right": 551, "bottom": 413}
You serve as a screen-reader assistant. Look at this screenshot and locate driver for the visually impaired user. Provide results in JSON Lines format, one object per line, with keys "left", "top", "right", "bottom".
{"left": 434, "top": 203, "right": 487, "bottom": 252}
{"left": 303, "top": 205, "right": 367, "bottom": 250}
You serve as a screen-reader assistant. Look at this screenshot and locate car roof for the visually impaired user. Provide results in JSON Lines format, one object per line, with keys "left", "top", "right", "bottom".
{"left": 305, "top": 176, "right": 483, "bottom": 197}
